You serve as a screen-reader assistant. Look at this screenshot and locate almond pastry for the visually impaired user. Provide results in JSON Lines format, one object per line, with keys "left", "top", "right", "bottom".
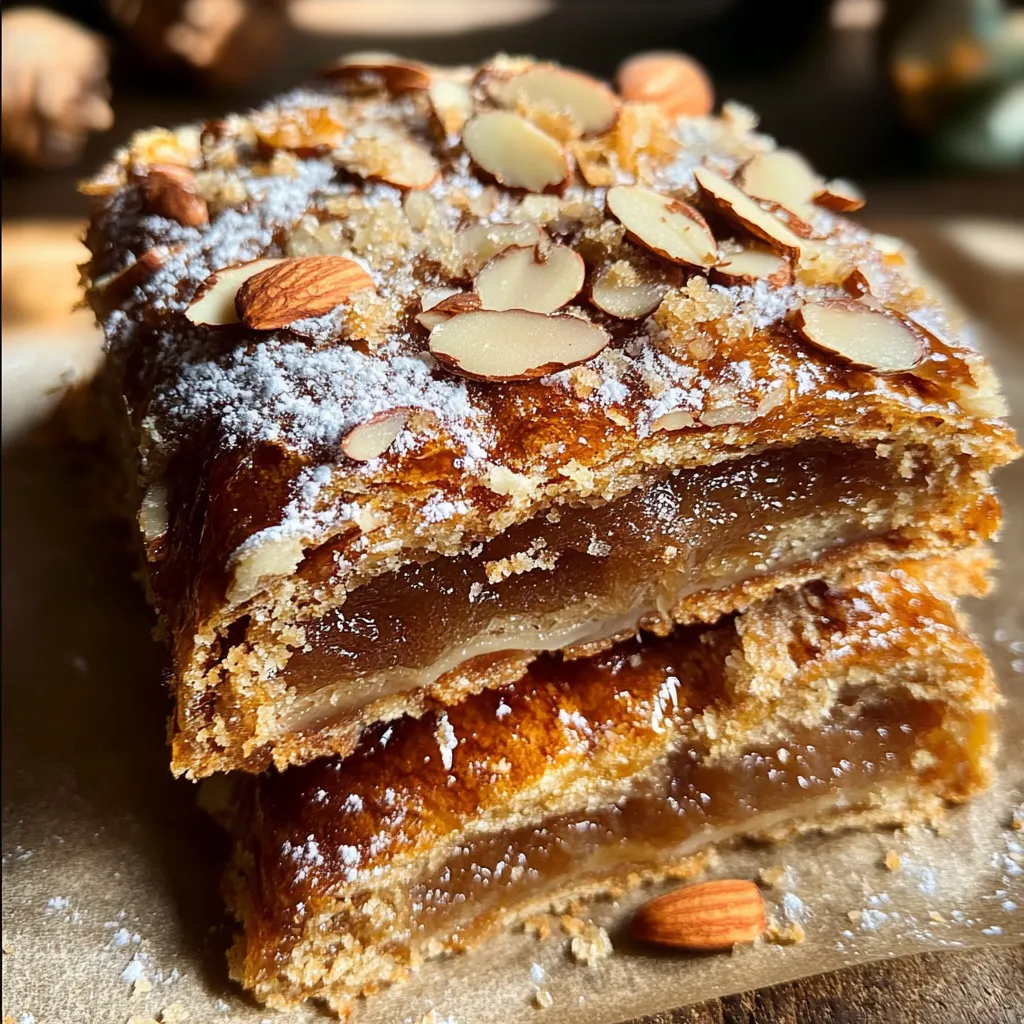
{"left": 79, "top": 53, "right": 1016, "bottom": 1015}
{"left": 81, "top": 53, "right": 1017, "bottom": 780}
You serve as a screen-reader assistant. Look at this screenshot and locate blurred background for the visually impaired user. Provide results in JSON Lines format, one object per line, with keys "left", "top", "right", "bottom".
{"left": 2, "top": 0, "right": 1023, "bottom": 431}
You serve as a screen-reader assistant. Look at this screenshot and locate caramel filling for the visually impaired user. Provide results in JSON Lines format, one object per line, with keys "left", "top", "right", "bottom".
{"left": 251, "top": 441, "right": 947, "bottom": 732}
{"left": 402, "top": 697, "right": 980, "bottom": 947}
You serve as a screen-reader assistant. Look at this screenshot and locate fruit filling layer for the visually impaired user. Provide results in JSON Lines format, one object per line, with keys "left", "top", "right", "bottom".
{"left": 403, "top": 698, "right": 980, "bottom": 947}
{"left": 243, "top": 440, "right": 959, "bottom": 732}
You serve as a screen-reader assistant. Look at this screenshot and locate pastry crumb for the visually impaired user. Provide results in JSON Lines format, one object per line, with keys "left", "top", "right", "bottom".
{"left": 883, "top": 849, "right": 902, "bottom": 872}
{"left": 569, "top": 922, "right": 612, "bottom": 966}
{"left": 158, "top": 1005, "right": 188, "bottom": 1024}
{"left": 765, "top": 919, "right": 806, "bottom": 945}
{"left": 533, "top": 986, "right": 554, "bottom": 1010}
{"left": 524, "top": 915, "right": 553, "bottom": 941}
{"left": 758, "top": 865, "right": 787, "bottom": 888}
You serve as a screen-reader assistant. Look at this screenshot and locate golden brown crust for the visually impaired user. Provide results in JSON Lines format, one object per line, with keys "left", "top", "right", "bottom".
{"left": 80, "top": 53, "right": 1018, "bottom": 778}
{"left": 226, "top": 559, "right": 996, "bottom": 1011}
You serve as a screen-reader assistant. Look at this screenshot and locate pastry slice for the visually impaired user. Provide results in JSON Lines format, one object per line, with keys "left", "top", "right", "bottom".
{"left": 226, "top": 557, "right": 997, "bottom": 1013}
{"left": 80, "top": 54, "right": 1018, "bottom": 776}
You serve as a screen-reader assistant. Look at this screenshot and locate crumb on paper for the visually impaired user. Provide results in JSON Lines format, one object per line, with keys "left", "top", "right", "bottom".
{"left": 765, "top": 919, "right": 806, "bottom": 945}
{"left": 125, "top": 1017, "right": 158, "bottom": 1024}
{"left": 569, "top": 922, "right": 612, "bottom": 966}
{"left": 533, "top": 986, "right": 553, "bottom": 1010}
{"left": 133, "top": 978, "right": 154, "bottom": 997}
{"left": 883, "top": 849, "right": 902, "bottom": 872}
{"left": 758, "top": 865, "right": 787, "bottom": 888}
{"left": 158, "top": 1005, "right": 189, "bottom": 1024}
{"left": 523, "top": 915, "right": 553, "bottom": 941}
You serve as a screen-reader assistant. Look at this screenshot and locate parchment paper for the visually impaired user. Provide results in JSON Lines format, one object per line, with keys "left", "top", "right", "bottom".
{"left": 3, "top": 220, "right": 1022, "bottom": 1024}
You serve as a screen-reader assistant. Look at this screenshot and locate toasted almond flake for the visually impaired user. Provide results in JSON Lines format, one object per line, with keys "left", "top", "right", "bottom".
{"left": 693, "top": 167, "right": 804, "bottom": 256}
{"left": 141, "top": 165, "right": 209, "bottom": 227}
{"left": 475, "top": 243, "right": 584, "bottom": 313}
{"left": 814, "top": 178, "right": 865, "bottom": 212}
{"left": 318, "top": 51, "right": 432, "bottom": 91}
{"left": 709, "top": 248, "right": 792, "bottom": 287}
{"left": 457, "top": 222, "right": 544, "bottom": 273}
{"left": 420, "top": 286, "right": 462, "bottom": 310}
{"left": 254, "top": 107, "right": 346, "bottom": 154}
{"left": 93, "top": 248, "right": 167, "bottom": 303}
{"left": 491, "top": 65, "right": 619, "bottom": 136}
{"left": 462, "top": 111, "right": 570, "bottom": 193}
{"left": 344, "top": 134, "right": 440, "bottom": 190}
{"left": 429, "top": 309, "right": 608, "bottom": 381}
{"left": 842, "top": 266, "right": 883, "bottom": 297}
{"left": 428, "top": 78, "right": 474, "bottom": 139}
{"left": 415, "top": 291, "right": 482, "bottom": 329}
{"left": 607, "top": 185, "right": 718, "bottom": 268}
{"left": 342, "top": 409, "right": 410, "bottom": 461}
{"left": 616, "top": 51, "right": 714, "bottom": 117}
{"left": 792, "top": 299, "right": 926, "bottom": 372}
{"left": 699, "top": 403, "right": 757, "bottom": 427}
{"left": 589, "top": 260, "right": 681, "bottom": 319}
{"left": 737, "top": 149, "right": 821, "bottom": 228}
{"left": 652, "top": 409, "right": 696, "bottom": 432}
{"left": 185, "top": 258, "right": 287, "bottom": 326}
{"left": 235, "top": 255, "right": 375, "bottom": 329}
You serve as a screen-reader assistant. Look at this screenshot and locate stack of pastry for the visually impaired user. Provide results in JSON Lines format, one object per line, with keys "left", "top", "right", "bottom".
{"left": 81, "top": 53, "right": 1018, "bottom": 1014}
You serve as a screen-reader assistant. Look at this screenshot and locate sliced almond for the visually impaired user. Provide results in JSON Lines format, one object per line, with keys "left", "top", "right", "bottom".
{"left": 254, "top": 107, "right": 346, "bottom": 155}
{"left": 589, "top": 260, "right": 682, "bottom": 319}
{"left": 344, "top": 134, "right": 440, "bottom": 190}
{"left": 141, "top": 165, "right": 209, "bottom": 228}
{"left": 428, "top": 78, "right": 473, "bottom": 139}
{"left": 429, "top": 309, "right": 609, "bottom": 381}
{"left": 462, "top": 112, "right": 570, "bottom": 193}
{"left": 319, "top": 52, "right": 432, "bottom": 91}
{"left": 616, "top": 52, "right": 714, "bottom": 117}
{"left": 342, "top": 409, "right": 410, "bottom": 461}
{"left": 416, "top": 291, "right": 482, "bottom": 330}
{"left": 709, "top": 248, "right": 792, "bottom": 287}
{"left": 814, "top": 178, "right": 865, "bottom": 212}
{"left": 607, "top": 185, "right": 718, "bottom": 269}
{"left": 842, "top": 266, "right": 884, "bottom": 298}
{"left": 456, "top": 222, "right": 543, "bottom": 275}
{"left": 792, "top": 299, "right": 926, "bottom": 372}
{"left": 490, "top": 65, "right": 619, "bottom": 136}
{"left": 185, "top": 258, "right": 286, "bottom": 326}
{"left": 235, "top": 255, "right": 375, "bottom": 330}
{"left": 631, "top": 880, "right": 766, "bottom": 950}
{"left": 93, "top": 248, "right": 167, "bottom": 305}
{"left": 736, "top": 149, "right": 821, "bottom": 231}
{"left": 475, "top": 243, "right": 584, "bottom": 313}
{"left": 652, "top": 409, "right": 696, "bottom": 432}
{"left": 693, "top": 167, "right": 804, "bottom": 256}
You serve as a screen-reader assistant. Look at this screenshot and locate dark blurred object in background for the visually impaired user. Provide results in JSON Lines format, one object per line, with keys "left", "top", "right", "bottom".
{"left": 883, "top": 0, "right": 1024, "bottom": 168}
{"left": 1, "top": 7, "right": 113, "bottom": 166}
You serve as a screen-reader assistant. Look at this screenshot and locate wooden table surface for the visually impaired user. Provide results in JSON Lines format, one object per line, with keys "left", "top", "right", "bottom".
{"left": 644, "top": 945, "right": 1023, "bottom": 1023}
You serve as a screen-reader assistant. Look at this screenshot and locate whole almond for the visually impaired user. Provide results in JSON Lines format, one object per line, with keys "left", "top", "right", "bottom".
{"left": 235, "top": 256, "right": 375, "bottom": 330}
{"left": 630, "top": 879, "right": 766, "bottom": 950}
{"left": 141, "top": 165, "right": 209, "bottom": 228}
{"left": 617, "top": 52, "right": 714, "bottom": 117}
